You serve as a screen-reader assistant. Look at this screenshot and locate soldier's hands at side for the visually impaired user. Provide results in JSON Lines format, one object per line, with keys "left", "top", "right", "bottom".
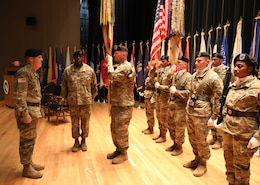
{"left": 207, "top": 118, "right": 220, "bottom": 128}
{"left": 170, "top": 86, "right": 176, "bottom": 94}
{"left": 247, "top": 137, "right": 260, "bottom": 149}
{"left": 23, "top": 117, "right": 32, "bottom": 124}
{"left": 155, "top": 82, "right": 160, "bottom": 88}
{"left": 139, "top": 91, "right": 144, "bottom": 97}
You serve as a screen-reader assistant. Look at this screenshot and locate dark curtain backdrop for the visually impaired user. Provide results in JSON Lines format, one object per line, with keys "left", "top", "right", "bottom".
{"left": 87, "top": 0, "right": 260, "bottom": 60}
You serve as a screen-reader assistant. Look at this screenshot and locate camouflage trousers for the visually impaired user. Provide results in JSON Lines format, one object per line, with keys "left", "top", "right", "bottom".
{"left": 144, "top": 97, "right": 155, "bottom": 128}
{"left": 110, "top": 106, "right": 133, "bottom": 153}
{"left": 186, "top": 114, "right": 211, "bottom": 160}
{"left": 210, "top": 128, "right": 223, "bottom": 141}
{"left": 155, "top": 94, "right": 169, "bottom": 136}
{"left": 223, "top": 132, "right": 257, "bottom": 185}
{"left": 168, "top": 106, "right": 186, "bottom": 145}
{"left": 69, "top": 105, "right": 91, "bottom": 138}
{"left": 16, "top": 118, "right": 38, "bottom": 165}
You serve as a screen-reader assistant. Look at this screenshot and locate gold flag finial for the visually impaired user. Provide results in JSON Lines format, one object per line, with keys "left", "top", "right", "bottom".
{"left": 217, "top": 23, "right": 222, "bottom": 30}
{"left": 132, "top": 40, "right": 136, "bottom": 46}
{"left": 208, "top": 26, "right": 213, "bottom": 35}
{"left": 256, "top": 11, "right": 260, "bottom": 19}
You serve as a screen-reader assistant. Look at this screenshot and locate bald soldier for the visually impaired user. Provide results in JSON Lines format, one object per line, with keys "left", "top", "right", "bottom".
{"left": 62, "top": 50, "right": 98, "bottom": 152}
{"left": 106, "top": 45, "right": 136, "bottom": 164}
{"left": 14, "top": 48, "right": 44, "bottom": 179}
{"left": 184, "top": 52, "right": 223, "bottom": 177}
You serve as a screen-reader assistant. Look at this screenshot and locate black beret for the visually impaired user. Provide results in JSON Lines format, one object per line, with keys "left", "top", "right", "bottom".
{"left": 114, "top": 45, "right": 128, "bottom": 52}
{"left": 73, "top": 50, "right": 83, "bottom": 58}
{"left": 160, "top": 55, "right": 169, "bottom": 61}
{"left": 178, "top": 56, "right": 189, "bottom": 63}
{"left": 24, "top": 48, "right": 42, "bottom": 57}
{"left": 234, "top": 53, "right": 257, "bottom": 66}
{"left": 195, "top": 52, "right": 210, "bottom": 59}
{"left": 212, "top": 53, "right": 224, "bottom": 59}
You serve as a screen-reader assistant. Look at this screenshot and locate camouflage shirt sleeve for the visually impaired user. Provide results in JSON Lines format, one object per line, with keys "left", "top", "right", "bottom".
{"left": 107, "top": 60, "right": 134, "bottom": 82}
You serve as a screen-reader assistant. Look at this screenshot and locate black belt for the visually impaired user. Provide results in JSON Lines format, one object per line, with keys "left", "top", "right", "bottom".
{"left": 227, "top": 108, "right": 259, "bottom": 117}
{"left": 190, "top": 93, "right": 210, "bottom": 102}
{"left": 27, "top": 102, "right": 40, "bottom": 106}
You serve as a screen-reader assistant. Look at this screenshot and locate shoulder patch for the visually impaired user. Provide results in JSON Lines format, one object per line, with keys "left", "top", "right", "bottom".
{"left": 18, "top": 78, "right": 26, "bottom": 83}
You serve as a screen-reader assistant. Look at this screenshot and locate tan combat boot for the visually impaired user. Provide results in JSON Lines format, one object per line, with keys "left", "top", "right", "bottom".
{"left": 81, "top": 138, "right": 87, "bottom": 151}
{"left": 112, "top": 152, "right": 128, "bottom": 164}
{"left": 31, "top": 162, "right": 45, "bottom": 171}
{"left": 155, "top": 137, "right": 166, "bottom": 143}
{"left": 193, "top": 159, "right": 207, "bottom": 177}
{"left": 208, "top": 135, "right": 217, "bottom": 145}
{"left": 142, "top": 127, "right": 154, "bottom": 134}
{"left": 183, "top": 156, "right": 200, "bottom": 169}
{"left": 72, "top": 138, "right": 80, "bottom": 152}
{"left": 22, "top": 164, "right": 43, "bottom": 179}
{"left": 212, "top": 139, "right": 222, "bottom": 150}
{"left": 171, "top": 145, "right": 183, "bottom": 156}
{"left": 165, "top": 144, "right": 176, "bottom": 152}
{"left": 107, "top": 151, "right": 121, "bottom": 159}
{"left": 152, "top": 135, "right": 161, "bottom": 140}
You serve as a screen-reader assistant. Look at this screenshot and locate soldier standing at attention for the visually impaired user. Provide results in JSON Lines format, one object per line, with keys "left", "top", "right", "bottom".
{"left": 141, "top": 65, "right": 156, "bottom": 135}
{"left": 208, "top": 52, "right": 228, "bottom": 149}
{"left": 106, "top": 45, "right": 136, "bottom": 164}
{"left": 183, "top": 52, "right": 223, "bottom": 177}
{"left": 14, "top": 48, "right": 44, "bottom": 179}
{"left": 220, "top": 54, "right": 260, "bottom": 185}
{"left": 153, "top": 55, "right": 172, "bottom": 143}
{"left": 61, "top": 50, "right": 98, "bottom": 152}
{"left": 166, "top": 56, "right": 191, "bottom": 156}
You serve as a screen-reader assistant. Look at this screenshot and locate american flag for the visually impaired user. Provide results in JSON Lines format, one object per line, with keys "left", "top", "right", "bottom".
{"left": 150, "top": 0, "right": 166, "bottom": 60}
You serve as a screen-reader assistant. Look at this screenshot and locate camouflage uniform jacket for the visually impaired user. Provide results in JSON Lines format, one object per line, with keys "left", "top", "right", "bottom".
{"left": 61, "top": 63, "right": 98, "bottom": 105}
{"left": 222, "top": 76, "right": 260, "bottom": 139}
{"left": 168, "top": 70, "right": 192, "bottom": 109}
{"left": 14, "top": 64, "right": 42, "bottom": 122}
{"left": 212, "top": 64, "right": 228, "bottom": 81}
{"left": 107, "top": 60, "right": 135, "bottom": 106}
{"left": 144, "top": 70, "right": 156, "bottom": 99}
{"left": 157, "top": 65, "right": 172, "bottom": 97}
{"left": 186, "top": 68, "right": 223, "bottom": 119}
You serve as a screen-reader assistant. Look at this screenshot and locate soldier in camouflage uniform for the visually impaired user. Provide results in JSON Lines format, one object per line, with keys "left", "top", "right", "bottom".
{"left": 61, "top": 50, "right": 97, "bottom": 152}
{"left": 153, "top": 55, "right": 172, "bottom": 143}
{"left": 166, "top": 56, "right": 191, "bottom": 156}
{"left": 141, "top": 66, "right": 156, "bottom": 134}
{"left": 208, "top": 53, "right": 228, "bottom": 149}
{"left": 221, "top": 54, "right": 260, "bottom": 185}
{"left": 14, "top": 48, "right": 44, "bottom": 179}
{"left": 106, "top": 45, "right": 135, "bottom": 164}
{"left": 183, "top": 52, "right": 223, "bottom": 177}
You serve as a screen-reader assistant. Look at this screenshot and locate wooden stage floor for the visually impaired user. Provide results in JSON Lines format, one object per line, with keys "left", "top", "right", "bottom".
{"left": 0, "top": 101, "right": 259, "bottom": 185}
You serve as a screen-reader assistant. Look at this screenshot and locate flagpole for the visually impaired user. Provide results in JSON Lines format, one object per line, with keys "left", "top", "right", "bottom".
{"left": 193, "top": 31, "right": 199, "bottom": 73}
{"left": 100, "top": 0, "right": 115, "bottom": 115}
{"left": 208, "top": 26, "right": 213, "bottom": 59}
